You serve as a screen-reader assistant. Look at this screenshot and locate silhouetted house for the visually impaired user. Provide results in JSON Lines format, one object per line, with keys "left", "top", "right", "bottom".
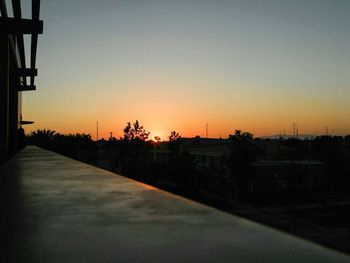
{"left": 250, "top": 160, "right": 324, "bottom": 194}
{"left": 152, "top": 138, "right": 325, "bottom": 197}
{"left": 153, "top": 149, "right": 171, "bottom": 163}
{"left": 189, "top": 144, "right": 228, "bottom": 170}
{"left": 341, "top": 139, "right": 350, "bottom": 193}
{"left": 254, "top": 138, "right": 309, "bottom": 161}
{"left": 0, "top": 0, "right": 43, "bottom": 164}
{"left": 152, "top": 141, "right": 171, "bottom": 163}
{"left": 254, "top": 139, "right": 281, "bottom": 159}
{"left": 179, "top": 137, "right": 228, "bottom": 169}
{"left": 152, "top": 137, "right": 229, "bottom": 170}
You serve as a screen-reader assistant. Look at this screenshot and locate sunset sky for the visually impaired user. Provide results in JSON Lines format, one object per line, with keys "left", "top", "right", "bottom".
{"left": 18, "top": 0, "right": 350, "bottom": 140}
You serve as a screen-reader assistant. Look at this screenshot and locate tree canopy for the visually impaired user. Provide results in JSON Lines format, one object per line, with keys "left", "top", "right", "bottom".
{"left": 169, "top": 131, "right": 181, "bottom": 142}
{"left": 123, "top": 120, "right": 150, "bottom": 141}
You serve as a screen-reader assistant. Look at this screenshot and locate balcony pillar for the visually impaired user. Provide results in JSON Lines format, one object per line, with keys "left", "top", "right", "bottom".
{"left": 0, "top": 34, "right": 9, "bottom": 163}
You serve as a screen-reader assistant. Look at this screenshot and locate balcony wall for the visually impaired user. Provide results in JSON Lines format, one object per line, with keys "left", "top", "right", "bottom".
{"left": 0, "top": 146, "right": 349, "bottom": 262}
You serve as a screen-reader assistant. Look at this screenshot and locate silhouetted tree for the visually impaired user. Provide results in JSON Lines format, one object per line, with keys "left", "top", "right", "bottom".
{"left": 123, "top": 120, "right": 150, "bottom": 141}
{"left": 169, "top": 131, "right": 181, "bottom": 142}
{"left": 119, "top": 120, "right": 151, "bottom": 176}
{"left": 28, "top": 130, "right": 96, "bottom": 163}
{"left": 27, "top": 129, "right": 56, "bottom": 148}
{"left": 227, "top": 130, "right": 256, "bottom": 200}
{"left": 168, "top": 131, "right": 181, "bottom": 158}
{"left": 311, "top": 136, "right": 343, "bottom": 193}
{"left": 283, "top": 138, "right": 307, "bottom": 160}
{"left": 50, "top": 133, "right": 96, "bottom": 162}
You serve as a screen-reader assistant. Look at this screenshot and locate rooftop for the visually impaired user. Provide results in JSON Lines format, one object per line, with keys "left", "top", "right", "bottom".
{"left": 1, "top": 146, "right": 349, "bottom": 262}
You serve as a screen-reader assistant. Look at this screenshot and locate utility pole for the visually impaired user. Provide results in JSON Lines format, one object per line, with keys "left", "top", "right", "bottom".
{"left": 96, "top": 121, "right": 99, "bottom": 141}
{"left": 292, "top": 122, "right": 299, "bottom": 138}
{"left": 296, "top": 122, "right": 299, "bottom": 138}
{"left": 109, "top": 132, "right": 113, "bottom": 140}
{"left": 206, "top": 123, "right": 208, "bottom": 138}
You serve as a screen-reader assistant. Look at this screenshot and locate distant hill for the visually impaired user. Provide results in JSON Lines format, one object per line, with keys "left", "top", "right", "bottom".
{"left": 258, "top": 134, "right": 318, "bottom": 140}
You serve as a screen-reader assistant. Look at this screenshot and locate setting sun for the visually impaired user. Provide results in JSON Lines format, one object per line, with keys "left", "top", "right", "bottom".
{"left": 150, "top": 132, "right": 165, "bottom": 142}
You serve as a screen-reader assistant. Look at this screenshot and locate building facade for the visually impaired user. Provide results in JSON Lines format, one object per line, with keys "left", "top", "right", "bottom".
{"left": 0, "top": 0, "right": 42, "bottom": 164}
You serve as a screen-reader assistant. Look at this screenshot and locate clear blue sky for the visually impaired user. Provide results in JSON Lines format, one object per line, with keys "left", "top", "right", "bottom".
{"left": 19, "top": 0, "right": 350, "bottom": 139}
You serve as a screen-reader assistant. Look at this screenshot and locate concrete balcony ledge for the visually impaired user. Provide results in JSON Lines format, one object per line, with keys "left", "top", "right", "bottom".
{"left": 1, "top": 146, "right": 349, "bottom": 262}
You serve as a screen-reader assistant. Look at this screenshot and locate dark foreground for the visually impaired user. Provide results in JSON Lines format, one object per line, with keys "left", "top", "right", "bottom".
{"left": 1, "top": 146, "right": 349, "bottom": 262}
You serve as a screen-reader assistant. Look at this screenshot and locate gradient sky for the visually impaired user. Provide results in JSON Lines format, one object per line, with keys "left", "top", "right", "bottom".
{"left": 18, "top": 0, "right": 350, "bottom": 139}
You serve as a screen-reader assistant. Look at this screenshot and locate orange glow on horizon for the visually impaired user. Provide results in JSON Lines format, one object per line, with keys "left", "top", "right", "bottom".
{"left": 21, "top": 1, "right": 350, "bottom": 142}
{"left": 24, "top": 118, "right": 350, "bottom": 141}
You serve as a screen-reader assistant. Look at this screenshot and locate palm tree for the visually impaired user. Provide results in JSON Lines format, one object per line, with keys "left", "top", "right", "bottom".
{"left": 28, "top": 129, "right": 56, "bottom": 147}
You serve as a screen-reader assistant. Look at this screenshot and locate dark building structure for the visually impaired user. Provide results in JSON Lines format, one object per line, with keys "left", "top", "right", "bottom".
{"left": 0, "top": 0, "right": 43, "bottom": 164}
